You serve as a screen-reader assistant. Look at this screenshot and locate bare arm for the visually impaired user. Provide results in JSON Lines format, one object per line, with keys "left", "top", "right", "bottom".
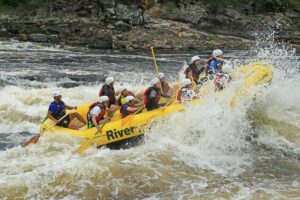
{"left": 65, "top": 104, "right": 77, "bottom": 110}
{"left": 92, "top": 115, "right": 102, "bottom": 133}
{"left": 47, "top": 111, "right": 59, "bottom": 123}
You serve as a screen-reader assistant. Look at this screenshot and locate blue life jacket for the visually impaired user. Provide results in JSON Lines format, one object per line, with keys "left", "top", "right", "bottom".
{"left": 121, "top": 103, "right": 130, "bottom": 117}
{"left": 48, "top": 101, "right": 66, "bottom": 119}
{"left": 209, "top": 58, "right": 219, "bottom": 73}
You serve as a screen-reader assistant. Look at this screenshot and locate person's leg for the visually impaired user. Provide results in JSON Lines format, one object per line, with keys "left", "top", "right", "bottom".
{"left": 22, "top": 135, "right": 40, "bottom": 147}
{"left": 69, "top": 112, "right": 86, "bottom": 129}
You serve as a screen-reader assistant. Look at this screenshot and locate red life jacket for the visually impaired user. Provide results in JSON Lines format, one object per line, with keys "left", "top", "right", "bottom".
{"left": 99, "top": 84, "right": 116, "bottom": 105}
{"left": 87, "top": 102, "right": 106, "bottom": 125}
{"left": 184, "top": 63, "right": 203, "bottom": 83}
{"left": 144, "top": 86, "right": 161, "bottom": 105}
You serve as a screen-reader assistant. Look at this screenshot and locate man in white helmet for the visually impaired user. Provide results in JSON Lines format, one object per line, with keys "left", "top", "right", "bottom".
{"left": 22, "top": 90, "right": 87, "bottom": 147}
{"left": 206, "top": 49, "right": 224, "bottom": 75}
{"left": 184, "top": 55, "right": 205, "bottom": 85}
{"left": 144, "top": 78, "right": 169, "bottom": 111}
{"left": 120, "top": 95, "right": 144, "bottom": 118}
{"left": 47, "top": 91, "right": 87, "bottom": 129}
{"left": 87, "top": 95, "right": 111, "bottom": 133}
{"left": 177, "top": 79, "right": 199, "bottom": 102}
{"left": 158, "top": 72, "right": 172, "bottom": 96}
{"left": 99, "top": 77, "right": 117, "bottom": 107}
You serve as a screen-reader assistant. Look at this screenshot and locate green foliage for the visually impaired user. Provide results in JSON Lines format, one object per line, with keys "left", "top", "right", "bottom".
{"left": 207, "top": 34, "right": 218, "bottom": 41}
{"left": 142, "top": 35, "right": 152, "bottom": 45}
{"left": 0, "top": 0, "right": 47, "bottom": 15}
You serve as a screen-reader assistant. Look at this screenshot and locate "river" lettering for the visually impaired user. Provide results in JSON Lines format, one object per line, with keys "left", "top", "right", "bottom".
{"left": 106, "top": 127, "right": 137, "bottom": 140}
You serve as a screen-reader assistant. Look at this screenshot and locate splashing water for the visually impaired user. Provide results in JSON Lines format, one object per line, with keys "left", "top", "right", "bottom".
{"left": 0, "top": 34, "right": 299, "bottom": 199}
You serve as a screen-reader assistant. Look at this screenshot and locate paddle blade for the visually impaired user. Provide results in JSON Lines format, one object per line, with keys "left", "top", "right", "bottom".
{"left": 76, "top": 138, "right": 94, "bottom": 155}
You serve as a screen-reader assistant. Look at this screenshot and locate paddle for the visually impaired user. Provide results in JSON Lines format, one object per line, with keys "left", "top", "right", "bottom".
{"left": 76, "top": 109, "right": 118, "bottom": 155}
{"left": 145, "top": 95, "right": 176, "bottom": 125}
{"left": 121, "top": 106, "right": 144, "bottom": 126}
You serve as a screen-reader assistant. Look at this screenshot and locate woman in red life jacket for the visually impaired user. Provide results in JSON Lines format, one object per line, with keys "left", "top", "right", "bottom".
{"left": 184, "top": 56, "right": 205, "bottom": 85}
{"left": 177, "top": 79, "right": 198, "bottom": 102}
{"left": 87, "top": 95, "right": 110, "bottom": 133}
{"left": 144, "top": 78, "right": 170, "bottom": 111}
{"left": 120, "top": 96, "right": 143, "bottom": 118}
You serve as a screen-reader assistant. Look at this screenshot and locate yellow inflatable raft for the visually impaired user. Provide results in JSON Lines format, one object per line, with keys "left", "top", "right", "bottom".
{"left": 39, "top": 61, "right": 272, "bottom": 147}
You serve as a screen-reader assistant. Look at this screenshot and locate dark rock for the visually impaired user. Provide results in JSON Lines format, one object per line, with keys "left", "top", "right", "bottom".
{"left": 28, "top": 33, "right": 48, "bottom": 43}
{"left": 17, "top": 34, "right": 27, "bottom": 41}
{"left": 45, "top": 25, "right": 68, "bottom": 34}
{"left": 48, "top": 34, "right": 59, "bottom": 43}
{"left": 68, "top": 74, "right": 101, "bottom": 82}
{"left": 99, "top": 0, "right": 115, "bottom": 9}
{"left": 86, "top": 35, "right": 113, "bottom": 49}
{"left": 115, "top": 21, "right": 132, "bottom": 32}
{"left": 115, "top": 4, "right": 131, "bottom": 22}
{"left": 74, "top": 23, "right": 87, "bottom": 33}
{"left": 0, "top": 29, "right": 10, "bottom": 37}
{"left": 5, "top": 24, "right": 20, "bottom": 34}
{"left": 58, "top": 82, "right": 81, "bottom": 88}
{"left": 107, "top": 24, "right": 115, "bottom": 29}
{"left": 129, "top": 8, "right": 144, "bottom": 25}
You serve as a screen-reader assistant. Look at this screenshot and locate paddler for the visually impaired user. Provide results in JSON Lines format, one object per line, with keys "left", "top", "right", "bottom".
{"left": 206, "top": 49, "right": 231, "bottom": 91}
{"left": 48, "top": 90, "right": 86, "bottom": 129}
{"left": 87, "top": 96, "right": 110, "bottom": 133}
{"left": 177, "top": 79, "right": 199, "bottom": 102}
{"left": 99, "top": 77, "right": 119, "bottom": 110}
{"left": 184, "top": 56, "right": 205, "bottom": 85}
{"left": 158, "top": 72, "right": 172, "bottom": 96}
{"left": 22, "top": 90, "right": 87, "bottom": 147}
{"left": 117, "top": 86, "right": 144, "bottom": 107}
{"left": 144, "top": 78, "right": 170, "bottom": 111}
{"left": 207, "top": 49, "right": 224, "bottom": 75}
{"left": 120, "top": 96, "right": 143, "bottom": 118}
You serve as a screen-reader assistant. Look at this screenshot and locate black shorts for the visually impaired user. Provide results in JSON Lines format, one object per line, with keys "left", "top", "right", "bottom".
{"left": 56, "top": 115, "right": 71, "bottom": 128}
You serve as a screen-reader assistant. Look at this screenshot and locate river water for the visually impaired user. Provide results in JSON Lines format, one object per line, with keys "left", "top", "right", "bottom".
{"left": 0, "top": 35, "right": 299, "bottom": 199}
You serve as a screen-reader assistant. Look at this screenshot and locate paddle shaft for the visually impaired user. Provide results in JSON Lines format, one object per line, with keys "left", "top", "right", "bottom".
{"left": 76, "top": 109, "right": 118, "bottom": 155}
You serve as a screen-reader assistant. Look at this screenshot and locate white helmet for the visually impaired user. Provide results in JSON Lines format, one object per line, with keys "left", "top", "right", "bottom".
{"left": 99, "top": 96, "right": 109, "bottom": 103}
{"left": 105, "top": 77, "right": 114, "bottom": 85}
{"left": 117, "top": 85, "right": 126, "bottom": 93}
{"left": 158, "top": 72, "right": 164, "bottom": 79}
{"left": 151, "top": 78, "right": 159, "bottom": 85}
{"left": 213, "top": 49, "right": 223, "bottom": 58}
{"left": 125, "top": 95, "right": 134, "bottom": 103}
{"left": 52, "top": 90, "right": 61, "bottom": 97}
{"left": 182, "top": 78, "right": 192, "bottom": 87}
{"left": 191, "top": 56, "right": 201, "bottom": 63}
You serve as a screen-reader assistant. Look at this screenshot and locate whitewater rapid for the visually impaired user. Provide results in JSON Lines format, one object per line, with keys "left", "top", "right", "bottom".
{"left": 0, "top": 38, "right": 299, "bottom": 199}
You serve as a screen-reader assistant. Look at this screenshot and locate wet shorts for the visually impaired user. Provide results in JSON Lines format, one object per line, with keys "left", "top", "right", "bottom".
{"left": 56, "top": 115, "right": 71, "bottom": 128}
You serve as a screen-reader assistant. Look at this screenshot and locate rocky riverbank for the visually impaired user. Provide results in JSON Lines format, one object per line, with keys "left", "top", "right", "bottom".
{"left": 0, "top": 0, "right": 299, "bottom": 51}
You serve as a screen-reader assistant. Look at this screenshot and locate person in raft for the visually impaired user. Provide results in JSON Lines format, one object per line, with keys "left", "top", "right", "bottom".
{"left": 87, "top": 96, "right": 110, "bottom": 133}
{"left": 158, "top": 72, "right": 173, "bottom": 96}
{"left": 22, "top": 90, "right": 86, "bottom": 147}
{"left": 144, "top": 78, "right": 170, "bottom": 111}
{"left": 184, "top": 56, "right": 205, "bottom": 85}
{"left": 117, "top": 86, "right": 144, "bottom": 107}
{"left": 177, "top": 79, "right": 199, "bottom": 102}
{"left": 48, "top": 90, "right": 86, "bottom": 129}
{"left": 120, "top": 96, "right": 144, "bottom": 118}
{"left": 99, "top": 77, "right": 119, "bottom": 109}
